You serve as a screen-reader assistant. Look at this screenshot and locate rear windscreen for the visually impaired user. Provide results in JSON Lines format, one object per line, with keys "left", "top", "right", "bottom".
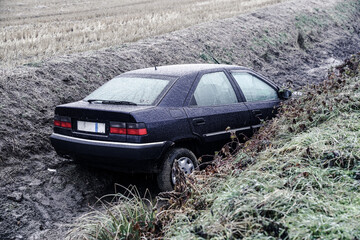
{"left": 84, "top": 76, "right": 171, "bottom": 105}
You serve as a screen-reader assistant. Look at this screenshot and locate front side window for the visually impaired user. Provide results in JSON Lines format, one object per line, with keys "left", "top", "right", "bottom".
{"left": 84, "top": 76, "right": 171, "bottom": 105}
{"left": 232, "top": 72, "right": 278, "bottom": 102}
{"left": 191, "top": 72, "right": 238, "bottom": 106}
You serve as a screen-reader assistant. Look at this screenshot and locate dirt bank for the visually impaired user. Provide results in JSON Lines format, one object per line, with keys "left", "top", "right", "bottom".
{"left": 0, "top": 0, "right": 359, "bottom": 239}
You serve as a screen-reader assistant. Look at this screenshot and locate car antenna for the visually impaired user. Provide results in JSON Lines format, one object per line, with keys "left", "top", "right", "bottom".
{"left": 155, "top": 66, "right": 157, "bottom": 70}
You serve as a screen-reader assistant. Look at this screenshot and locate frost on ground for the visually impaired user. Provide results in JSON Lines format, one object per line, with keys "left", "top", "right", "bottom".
{"left": 0, "top": 0, "right": 360, "bottom": 239}
{"left": 163, "top": 53, "right": 360, "bottom": 239}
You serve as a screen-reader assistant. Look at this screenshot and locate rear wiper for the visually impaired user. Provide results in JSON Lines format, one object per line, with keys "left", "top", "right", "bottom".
{"left": 87, "top": 99, "right": 137, "bottom": 105}
{"left": 102, "top": 100, "right": 137, "bottom": 106}
{"left": 87, "top": 99, "right": 103, "bottom": 103}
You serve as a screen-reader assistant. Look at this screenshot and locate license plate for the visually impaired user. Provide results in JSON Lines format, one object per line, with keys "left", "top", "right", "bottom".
{"left": 77, "top": 121, "right": 105, "bottom": 133}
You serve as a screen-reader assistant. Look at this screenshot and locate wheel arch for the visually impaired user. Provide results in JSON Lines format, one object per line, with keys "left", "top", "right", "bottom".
{"left": 156, "top": 137, "right": 201, "bottom": 170}
{"left": 172, "top": 137, "right": 201, "bottom": 157}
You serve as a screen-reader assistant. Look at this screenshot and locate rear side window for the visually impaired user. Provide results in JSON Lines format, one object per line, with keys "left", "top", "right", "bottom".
{"left": 84, "top": 76, "right": 170, "bottom": 105}
{"left": 232, "top": 72, "right": 278, "bottom": 102}
{"left": 191, "top": 72, "right": 238, "bottom": 106}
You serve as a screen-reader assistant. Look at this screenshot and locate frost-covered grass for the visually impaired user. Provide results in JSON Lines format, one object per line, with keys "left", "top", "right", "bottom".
{"left": 167, "top": 116, "right": 360, "bottom": 239}
{"left": 164, "top": 55, "right": 360, "bottom": 239}
{"left": 66, "top": 186, "right": 158, "bottom": 240}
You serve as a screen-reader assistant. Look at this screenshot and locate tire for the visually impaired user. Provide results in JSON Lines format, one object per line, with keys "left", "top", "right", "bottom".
{"left": 157, "top": 148, "right": 198, "bottom": 192}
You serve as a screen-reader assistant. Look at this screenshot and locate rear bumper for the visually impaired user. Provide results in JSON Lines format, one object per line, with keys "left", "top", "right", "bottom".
{"left": 50, "top": 133, "right": 169, "bottom": 173}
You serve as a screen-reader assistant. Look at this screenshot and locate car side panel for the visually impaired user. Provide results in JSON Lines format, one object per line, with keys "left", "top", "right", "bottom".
{"left": 184, "top": 104, "right": 252, "bottom": 143}
{"left": 244, "top": 100, "right": 279, "bottom": 133}
{"left": 183, "top": 69, "right": 253, "bottom": 147}
{"left": 131, "top": 107, "right": 196, "bottom": 143}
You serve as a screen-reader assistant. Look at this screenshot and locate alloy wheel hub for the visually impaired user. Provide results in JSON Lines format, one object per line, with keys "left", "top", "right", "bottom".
{"left": 171, "top": 157, "right": 194, "bottom": 185}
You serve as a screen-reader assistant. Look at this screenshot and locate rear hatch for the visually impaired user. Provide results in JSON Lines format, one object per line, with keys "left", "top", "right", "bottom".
{"left": 54, "top": 100, "right": 153, "bottom": 143}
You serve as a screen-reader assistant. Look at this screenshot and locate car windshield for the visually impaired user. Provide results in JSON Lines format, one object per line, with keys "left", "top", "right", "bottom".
{"left": 84, "top": 76, "right": 171, "bottom": 105}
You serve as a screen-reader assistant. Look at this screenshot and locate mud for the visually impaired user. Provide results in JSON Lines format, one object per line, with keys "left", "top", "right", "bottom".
{"left": 0, "top": 0, "right": 359, "bottom": 239}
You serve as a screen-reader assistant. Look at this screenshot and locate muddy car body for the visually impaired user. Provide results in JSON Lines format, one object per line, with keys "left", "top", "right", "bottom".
{"left": 50, "top": 64, "right": 291, "bottom": 191}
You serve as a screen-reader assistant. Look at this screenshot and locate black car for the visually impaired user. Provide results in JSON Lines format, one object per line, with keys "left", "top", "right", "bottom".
{"left": 50, "top": 64, "right": 291, "bottom": 191}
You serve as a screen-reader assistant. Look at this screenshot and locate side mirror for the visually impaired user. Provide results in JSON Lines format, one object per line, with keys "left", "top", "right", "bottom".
{"left": 279, "top": 89, "right": 292, "bottom": 100}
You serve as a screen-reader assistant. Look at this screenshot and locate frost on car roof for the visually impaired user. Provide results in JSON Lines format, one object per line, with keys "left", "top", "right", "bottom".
{"left": 123, "top": 64, "right": 248, "bottom": 77}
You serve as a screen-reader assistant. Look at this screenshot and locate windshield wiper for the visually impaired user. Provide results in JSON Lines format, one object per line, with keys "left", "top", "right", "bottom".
{"left": 87, "top": 99, "right": 137, "bottom": 105}
{"left": 102, "top": 100, "right": 137, "bottom": 105}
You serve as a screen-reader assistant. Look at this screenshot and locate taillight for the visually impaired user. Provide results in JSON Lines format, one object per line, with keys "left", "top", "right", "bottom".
{"left": 127, "top": 128, "right": 147, "bottom": 135}
{"left": 54, "top": 116, "right": 72, "bottom": 129}
{"left": 110, "top": 127, "right": 126, "bottom": 134}
{"left": 127, "top": 123, "right": 147, "bottom": 135}
{"left": 110, "top": 122, "right": 126, "bottom": 134}
{"left": 61, "top": 121, "right": 72, "bottom": 128}
{"left": 54, "top": 120, "right": 61, "bottom": 127}
{"left": 110, "top": 122, "right": 147, "bottom": 136}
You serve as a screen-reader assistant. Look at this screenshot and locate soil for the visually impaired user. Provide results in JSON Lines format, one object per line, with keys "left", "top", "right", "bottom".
{"left": 0, "top": 0, "right": 359, "bottom": 239}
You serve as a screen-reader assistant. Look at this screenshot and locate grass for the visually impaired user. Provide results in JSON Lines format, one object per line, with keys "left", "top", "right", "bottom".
{"left": 0, "top": 0, "right": 288, "bottom": 68}
{"left": 164, "top": 53, "right": 360, "bottom": 239}
{"left": 66, "top": 185, "right": 158, "bottom": 240}
{"left": 295, "top": 0, "right": 360, "bottom": 32}
{"left": 67, "top": 54, "right": 360, "bottom": 239}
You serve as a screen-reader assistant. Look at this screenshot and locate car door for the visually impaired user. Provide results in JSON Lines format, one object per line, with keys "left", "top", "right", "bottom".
{"left": 230, "top": 71, "right": 280, "bottom": 131}
{"left": 184, "top": 70, "right": 252, "bottom": 146}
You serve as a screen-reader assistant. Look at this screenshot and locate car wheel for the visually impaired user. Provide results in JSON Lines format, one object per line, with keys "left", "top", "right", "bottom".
{"left": 157, "top": 148, "right": 198, "bottom": 192}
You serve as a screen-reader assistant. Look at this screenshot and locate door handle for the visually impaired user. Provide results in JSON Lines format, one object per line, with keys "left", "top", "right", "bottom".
{"left": 252, "top": 110, "right": 263, "bottom": 119}
{"left": 192, "top": 118, "right": 206, "bottom": 126}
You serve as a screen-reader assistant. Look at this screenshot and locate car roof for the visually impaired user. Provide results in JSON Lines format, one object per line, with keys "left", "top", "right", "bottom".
{"left": 122, "top": 64, "right": 249, "bottom": 77}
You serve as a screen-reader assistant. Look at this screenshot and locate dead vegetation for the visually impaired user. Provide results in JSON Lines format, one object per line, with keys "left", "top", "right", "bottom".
{"left": 0, "top": 0, "right": 288, "bottom": 68}
{"left": 163, "top": 53, "right": 360, "bottom": 239}
{"left": 66, "top": 53, "right": 360, "bottom": 239}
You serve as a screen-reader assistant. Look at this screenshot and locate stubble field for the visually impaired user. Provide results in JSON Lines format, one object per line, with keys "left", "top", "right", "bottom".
{"left": 0, "top": 0, "right": 287, "bottom": 67}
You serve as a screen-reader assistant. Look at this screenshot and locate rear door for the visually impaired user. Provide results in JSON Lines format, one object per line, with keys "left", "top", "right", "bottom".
{"left": 184, "top": 70, "right": 252, "bottom": 145}
{"left": 230, "top": 71, "right": 280, "bottom": 131}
